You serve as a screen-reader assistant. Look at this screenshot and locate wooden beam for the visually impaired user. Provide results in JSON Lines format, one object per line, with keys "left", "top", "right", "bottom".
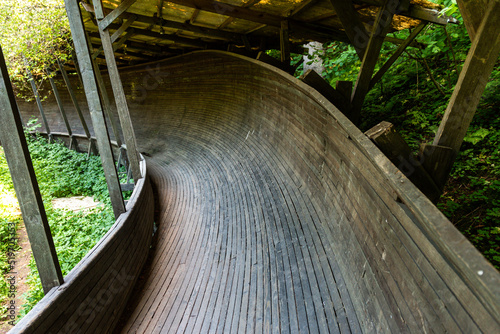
{"left": 111, "top": 15, "right": 137, "bottom": 43}
{"left": 45, "top": 67, "right": 77, "bottom": 149}
{"left": 64, "top": 0, "right": 126, "bottom": 218}
{"left": 365, "top": 121, "right": 442, "bottom": 202}
{"left": 290, "top": 0, "right": 319, "bottom": 17}
{"left": 218, "top": 0, "right": 261, "bottom": 29}
{"left": 25, "top": 64, "right": 52, "bottom": 139}
{"left": 456, "top": 0, "right": 488, "bottom": 41}
{"left": 405, "top": 4, "right": 458, "bottom": 25}
{"left": 113, "top": 29, "right": 135, "bottom": 52}
{"left": 328, "top": 0, "right": 370, "bottom": 59}
{"left": 94, "top": 0, "right": 142, "bottom": 183}
{"left": 0, "top": 46, "right": 64, "bottom": 294}
{"left": 57, "top": 59, "right": 93, "bottom": 145}
{"left": 280, "top": 20, "right": 290, "bottom": 63}
{"left": 106, "top": 23, "right": 208, "bottom": 48}
{"left": 98, "top": 0, "right": 137, "bottom": 30}
{"left": 350, "top": 1, "right": 396, "bottom": 124}
{"left": 299, "top": 69, "right": 352, "bottom": 117}
{"left": 256, "top": 51, "right": 292, "bottom": 73}
{"left": 85, "top": 31, "right": 124, "bottom": 149}
{"left": 165, "top": 0, "right": 350, "bottom": 43}
{"left": 431, "top": 0, "right": 500, "bottom": 184}
{"left": 418, "top": 144, "right": 455, "bottom": 191}
{"left": 369, "top": 22, "right": 427, "bottom": 90}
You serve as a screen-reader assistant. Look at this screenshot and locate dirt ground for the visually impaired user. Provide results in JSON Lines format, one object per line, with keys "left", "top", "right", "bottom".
{"left": 0, "top": 224, "right": 31, "bottom": 334}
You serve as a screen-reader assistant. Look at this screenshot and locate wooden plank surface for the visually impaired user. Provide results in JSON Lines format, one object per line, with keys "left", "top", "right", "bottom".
{"left": 13, "top": 51, "right": 500, "bottom": 334}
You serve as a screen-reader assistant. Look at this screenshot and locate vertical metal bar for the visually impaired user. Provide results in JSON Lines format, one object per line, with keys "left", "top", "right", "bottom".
{"left": 94, "top": 0, "right": 142, "bottom": 182}
{"left": 24, "top": 60, "right": 52, "bottom": 140}
{"left": 64, "top": 0, "right": 125, "bottom": 218}
{"left": 0, "top": 45, "right": 63, "bottom": 294}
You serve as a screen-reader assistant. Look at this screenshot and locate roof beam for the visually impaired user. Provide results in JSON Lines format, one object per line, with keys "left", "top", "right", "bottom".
{"left": 290, "top": 0, "right": 320, "bottom": 18}
{"left": 111, "top": 15, "right": 137, "bottom": 43}
{"left": 328, "top": 0, "right": 369, "bottom": 59}
{"left": 369, "top": 22, "right": 427, "bottom": 90}
{"left": 97, "top": 0, "right": 137, "bottom": 30}
{"left": 350, "top": 1, "right": 396, "bottom": 124}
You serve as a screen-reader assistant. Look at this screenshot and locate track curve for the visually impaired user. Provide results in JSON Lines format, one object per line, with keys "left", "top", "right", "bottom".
{"left": 16, "top": 51, "right": 500, "bottom": 333}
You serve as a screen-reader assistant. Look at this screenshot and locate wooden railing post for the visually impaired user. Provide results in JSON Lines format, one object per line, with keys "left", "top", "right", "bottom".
{"left": 93, "top": 0, "right": 142, "bottom": 182}
{"left": 0, "top": 45, "right": 63, "bottom": 294}
{"left": 64, "top": 0, "right": 126, "bottom": 218}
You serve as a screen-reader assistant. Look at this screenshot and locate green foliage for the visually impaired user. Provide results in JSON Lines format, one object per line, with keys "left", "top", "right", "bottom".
{"left": 0, "top": 0, "right": 72, "bottom": 99}
{"left": 17, "top": 132, "right": 116, "bottom": 317}
{"left": 0, "top": 130, "right": 116, "bottom": 319}
{"left": 294, "top": 0, "right": 500, "bottom": 269}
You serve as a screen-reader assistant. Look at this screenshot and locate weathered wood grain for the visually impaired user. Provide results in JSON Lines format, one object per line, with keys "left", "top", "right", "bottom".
{"left": 12, "top": 51, "right": 500, "bottom": 333}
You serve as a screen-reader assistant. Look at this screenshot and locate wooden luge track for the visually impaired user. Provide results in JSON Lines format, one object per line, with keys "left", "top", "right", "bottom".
{"left": 13, "top": 51, "right": 500, "bottom": 333}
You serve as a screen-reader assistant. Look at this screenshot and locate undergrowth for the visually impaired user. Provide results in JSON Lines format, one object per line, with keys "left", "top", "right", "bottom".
{"left": 0, "top": 121, "right": 118, "bottom": 320}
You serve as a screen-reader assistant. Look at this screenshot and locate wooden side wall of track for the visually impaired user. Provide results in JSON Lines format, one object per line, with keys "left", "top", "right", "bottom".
{"left": 9, "top": 157, "right": 154, "bottom": 334}
{"left": 16, "top": 51, "right": 499, "bottom": 332}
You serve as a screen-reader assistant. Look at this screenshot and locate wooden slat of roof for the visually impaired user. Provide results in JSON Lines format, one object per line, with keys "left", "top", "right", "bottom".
{"left": 81, "top": 0, "right": 454, "bottom": 67}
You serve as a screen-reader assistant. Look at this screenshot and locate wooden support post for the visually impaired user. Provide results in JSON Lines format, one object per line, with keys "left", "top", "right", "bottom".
{"left": 64, "top": 0, "right": 125, "bottom": 218}
{"left": 280, "top": 20, "right": 290, "bottom": 64}
{"left": 335, "top": 81, "right": 353, "bottom": 102}
{"left": 111, "top": 15, "right": 137, "bottom": 43}
{"left": 85, "top": 30, "right": 124, "bottom": 148}
{"left": 57, "top": 59, "right": 93, "bottom": 142}
{"left": 328, "top": 0, "right": 370, "bottom": 59}
{"left": 431, "top": 0, "right": 500, "bottom": 187}
{"left": 0, "top": 46, "right": 63, "bottom": 293}
{"left": 350, "top": 1, "right": 396, "bottom": 124}
{"left": 94, "top": 0, "right": 142, "bottom": 182}
{"left": 369, "top": 22, "right": 427, "bottom": 90}
{"left": 365, "top": 122, "right": 441, "bottom": 202}
{"left": 25, "top": 62, "right": 52, "bottom": 141}
{"left": 299, "top": 69, "right": 352, "bottom": 116}
{"left": 46, "top": 68, "right": 78, "bottom": 149}
{"left": 71, "top": 50, "right": 84, "bottom": 87}
{"left": 418, "top": 144, "right": 455, "bottom": 191}
{"left": 256, "top": 51, "right": 293, "bottom": 74}
{"left": 456, "top": 0, "right": 488, "bottom": 41}
{"left": 96, "top": 0, "right": 137, "bottom": 30}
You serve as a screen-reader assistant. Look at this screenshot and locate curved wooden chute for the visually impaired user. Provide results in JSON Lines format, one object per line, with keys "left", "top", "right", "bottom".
{"left": 12, "top": 51, "right": 499, "bottom": 333}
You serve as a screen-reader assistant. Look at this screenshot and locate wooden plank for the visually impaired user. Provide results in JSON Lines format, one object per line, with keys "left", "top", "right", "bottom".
{"left": 299, "top": 69, "right": 352, "bottom": 116}
{"left": 328, "top": 0, "right": 370, "bottom": 59}
{"left": 85, "top": 30, "right": 124, "bottom": 148}
{"left": 369, "top": 22, "right": 427, "bottom": 90}
{"left": 94, "top": 0, "right": 142, "bottom": 182}
{"left": 64, "top": 0, "right": 125, "bottom": 218}
{"left": 280, "top": 20, "right": 290, "bottom": 64}
{"left": 404, "top": 4, "right": 458, "bottom": 25}
{"left": 365, "top": 121, "right": 441, "bottom": 201}
{"left": 350, "top": 2, "right": 396, "bottom": 124}
{"left": 57, "top": 58, "right": 93, "bottom": 142}
{"left": 111, "top": 15, "right": 137, "bottom": 43}
{"left": 25, "top": 64, "right": 52, "bottom": 138}
{"left": 45, "top": 67, "right": 78, "bottom": 149}
{"left": 418, "top": 144, "right": 454, "bottom": 191}
{"left": 335, "top": 81, "right": 352, "bottom": 101}
{"left": 0, "top": 46, "right": 63, "bottom": 293}
{"left": 456, "top": 0, "right": 488, "bottom": 41}
{"left": 98, "top": 0, "right": 137, "bottom": 30}
{"left": 432, "top": 0, "right": 500, "bottom": 184}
